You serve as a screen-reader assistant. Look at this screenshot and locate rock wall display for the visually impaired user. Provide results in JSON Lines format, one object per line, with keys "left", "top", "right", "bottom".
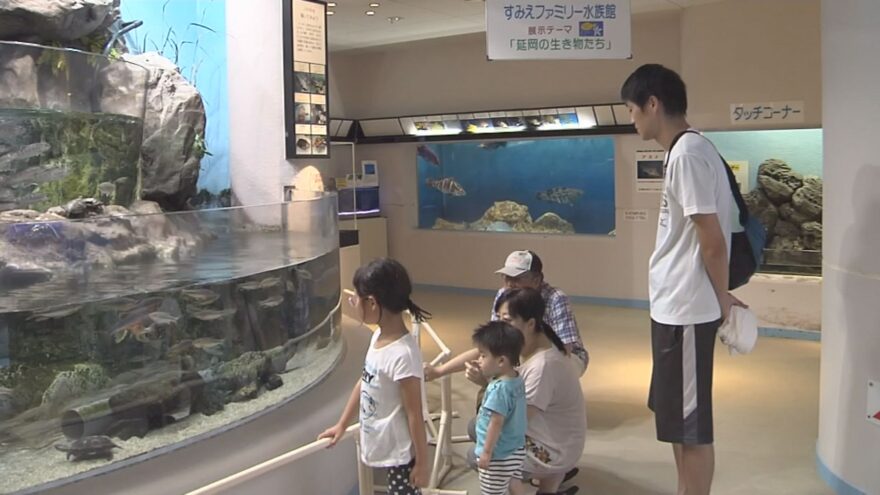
{"left": 745, "top": 159, "right": 823, "bottom": 267}
{"left": 0, "top": 0, "right": 120, "bottom": 43}
{"left": 122, "top": 53, "right": 206, "bottom": 211}
{"left": 0, "top": 6, "right": 208, "bottom": 213}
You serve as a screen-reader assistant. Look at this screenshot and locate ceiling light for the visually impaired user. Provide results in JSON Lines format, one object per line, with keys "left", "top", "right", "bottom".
{"left": 387, "top": 16, "right": 403, "bottom": 23}
{"left": 369, "top": 2, "right": 380, "bottom": 7}
{"left": 327, "top": 2, "right": 337, "bottom": 6}
{"left": 327, "top": 10, "right": 334, "bottom": 15}
{"left": 365, "top": 10, "right": 375, "bottom": 15}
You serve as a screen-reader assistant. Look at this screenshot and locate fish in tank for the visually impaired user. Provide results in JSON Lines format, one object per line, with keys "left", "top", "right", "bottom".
{"left": 0, "top": 109, "right": 143, "bottom": 213}
{"left": 0, "top": 201, "right": 344, "bottom": 493}
{"left": 417, "top": 137, "right": 616, "bottom": 236}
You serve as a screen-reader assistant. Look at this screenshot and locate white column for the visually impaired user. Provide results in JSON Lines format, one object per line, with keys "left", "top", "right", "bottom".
{"left": 817, "top": 1, "right": 880, "bottom": 493}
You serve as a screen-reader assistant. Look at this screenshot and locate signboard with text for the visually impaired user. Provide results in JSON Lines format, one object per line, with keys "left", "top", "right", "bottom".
{"left": 730, "top": 101, "right": 804, "bottom": 125}
{"left": 283, "top": 0, "right": 330, "bottom": 158}
{"left": 486, "top": 0, "right": 632, "bottom": 60}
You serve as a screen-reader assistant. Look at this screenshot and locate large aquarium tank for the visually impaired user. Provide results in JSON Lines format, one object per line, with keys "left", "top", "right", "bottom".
{"left": 417, "top": 137, "right": 616, "bottom": 236}
{"left": 704, "top": 128, "right": 823, "bottom": 275}
{"left": 0, "top": 43, "right": 343, "bottom": 494}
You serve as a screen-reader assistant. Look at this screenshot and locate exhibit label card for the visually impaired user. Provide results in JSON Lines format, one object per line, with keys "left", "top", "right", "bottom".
{"left": 283, "top": 0, "right": 330, "bottom": 158}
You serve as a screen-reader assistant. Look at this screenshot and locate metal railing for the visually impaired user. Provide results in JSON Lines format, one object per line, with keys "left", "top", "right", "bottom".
{"left": 186, "top": 290, "right": 467, "bottom": 495}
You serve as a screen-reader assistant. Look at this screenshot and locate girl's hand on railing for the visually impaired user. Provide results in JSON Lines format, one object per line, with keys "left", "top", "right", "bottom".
{"left": 317, "top": 423, "right": 346, "bottom": 447}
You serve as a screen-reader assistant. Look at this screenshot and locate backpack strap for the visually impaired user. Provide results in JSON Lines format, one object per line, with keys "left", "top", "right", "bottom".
{"left": 668, "top": 129, "right": 749, "bottom": 227}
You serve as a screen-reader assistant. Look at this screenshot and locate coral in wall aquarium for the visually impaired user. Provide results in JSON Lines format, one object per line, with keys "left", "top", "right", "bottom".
{"left": 704, "top": 129, "right": 823, "bottom": 275}
{"left": 417, "top": 137, "right": 616, "bottom": 236}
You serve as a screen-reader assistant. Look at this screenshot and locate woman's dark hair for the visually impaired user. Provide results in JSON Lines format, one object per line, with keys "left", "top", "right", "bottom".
{"left": 353, "top": 258, "right": 431, "bottom": 322}
{"left": 494, "top": 288, "right": 566, "bottom": 353}
{"left": 472, "top": 321, "right": 524, "bottom": 367}
{"left": 620, "top": 63, "right": 688, "bottom": 117}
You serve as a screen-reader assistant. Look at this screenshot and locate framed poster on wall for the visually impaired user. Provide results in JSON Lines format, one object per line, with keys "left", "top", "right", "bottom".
{"left": 282, "top": 0, "right": 330, "bottom": 158}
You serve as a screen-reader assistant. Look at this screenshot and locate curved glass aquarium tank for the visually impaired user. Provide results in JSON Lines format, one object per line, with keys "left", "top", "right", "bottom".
{"left": 0, "top": 42, "right": 344, "bottom": 494}
{"left": 417, "top": 137, "right": 616, "bottom": 236}
{"left": 703, "top": 128, "right": 823, "bottom": 276}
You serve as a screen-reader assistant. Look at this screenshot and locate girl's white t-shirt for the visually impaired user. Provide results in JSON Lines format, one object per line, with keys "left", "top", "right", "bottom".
{"left": 359, "top": 330, "right": 424, "bottom": 467}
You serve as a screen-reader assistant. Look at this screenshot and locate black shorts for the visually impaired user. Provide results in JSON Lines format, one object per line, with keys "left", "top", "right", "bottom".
{"left": 648, "top": 319, "right": 720, "bottom": 445}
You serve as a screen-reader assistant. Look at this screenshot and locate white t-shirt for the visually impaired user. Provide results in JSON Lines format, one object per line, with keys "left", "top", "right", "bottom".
{"left": 650, "top": 130, "right": 737, "bottom": 326}
{"left": 520, "top": 347, "right": 586, "bottom": 473}
{"left": 359, "top": 330, "right": 424, "bottom": 467}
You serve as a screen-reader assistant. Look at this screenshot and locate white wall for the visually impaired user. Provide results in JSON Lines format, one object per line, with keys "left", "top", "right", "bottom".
{"left": 227, "top": 0, "right": 341, "bottom": 212}
{"left": 817, "top": 1, "right": 880, "bottom": 492}
{"left": 680, "top": 0, "right": 822, "bottom": 130}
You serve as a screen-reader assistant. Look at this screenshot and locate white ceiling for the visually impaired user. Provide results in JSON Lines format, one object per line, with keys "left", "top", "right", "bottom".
{"left": 327, "top": 0, "right": 726, "bottom": 51}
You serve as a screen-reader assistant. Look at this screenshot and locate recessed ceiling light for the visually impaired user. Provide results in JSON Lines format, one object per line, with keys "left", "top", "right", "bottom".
{"left": 369, "top": 2, "right": 380, "bottom": 7}
{"left": 365, "top": 10, "right": 375, "bottom": 15}
{"left": 387, "top": 16, "right": 403, "bottom": 23}
{"left": 327, "top": 10, "right": 334, "bottom": 15}
{"left": 327, "top": 2, "right": 337, "bottom": 6}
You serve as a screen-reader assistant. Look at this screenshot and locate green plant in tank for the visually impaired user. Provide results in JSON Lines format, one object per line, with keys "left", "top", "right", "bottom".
{"left": 27, "top": 111, "right": 143, "bottom": 210}
{"left": 193, "top": 132, "right": 212, "bottom": 160}
{"left": 36, "top": 42, "right": 69, "bottom": 77}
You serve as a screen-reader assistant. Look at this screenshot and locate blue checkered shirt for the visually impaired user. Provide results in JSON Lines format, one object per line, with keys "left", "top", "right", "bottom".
{"left": 491, "top": 283, "right": 587, "bottom": 363}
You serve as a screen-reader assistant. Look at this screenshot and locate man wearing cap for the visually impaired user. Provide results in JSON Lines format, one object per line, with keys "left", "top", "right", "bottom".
{"left": 424, "top": 250, "right": 588, "bottom": 380}
{"left": 490, "top": 250, "right": 589, "bottom": 375}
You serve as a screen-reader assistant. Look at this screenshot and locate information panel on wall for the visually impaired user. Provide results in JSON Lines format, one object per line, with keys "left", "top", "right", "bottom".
{"left": 283, "top": 0, "right": 330, "bottom": 158}
{"left": 486, "top": 0, "right": 632, "bottom": 60}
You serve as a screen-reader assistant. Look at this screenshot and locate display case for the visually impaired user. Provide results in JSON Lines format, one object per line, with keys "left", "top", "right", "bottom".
{"left": 0, "top": 42, "right": 343, "bottom": 494}
{"left": 417, "top": 137, "right": 616, "bottom": 236}
{"left": 704, "top": 128, "right": 823, "bottom": 275}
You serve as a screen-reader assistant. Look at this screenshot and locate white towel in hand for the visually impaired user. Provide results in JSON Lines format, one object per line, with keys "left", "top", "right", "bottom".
{"left": 718, "top": 306, "right": 758, "bottom": 355}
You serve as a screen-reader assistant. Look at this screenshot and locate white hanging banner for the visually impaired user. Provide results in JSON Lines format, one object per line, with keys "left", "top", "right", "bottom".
{"left": 486, "top": 0, "right": 632, "bottom": 60}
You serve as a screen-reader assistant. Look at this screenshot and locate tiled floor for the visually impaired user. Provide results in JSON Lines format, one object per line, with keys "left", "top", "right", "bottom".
{"left": 409, "top": 289, "right": 831, "bottom": 495}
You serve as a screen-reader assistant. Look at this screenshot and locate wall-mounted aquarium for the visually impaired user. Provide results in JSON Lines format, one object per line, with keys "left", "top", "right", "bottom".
{"left": 417, "top": 137, "right": 616, "bottom": 236}
{"left": 704, "top": 128, "right": 823, "bottom": 276}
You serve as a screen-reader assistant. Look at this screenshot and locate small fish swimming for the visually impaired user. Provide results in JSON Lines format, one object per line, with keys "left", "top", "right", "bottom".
{"left": 258, "top": 295, "right": 285, "bottom": 309}
{"left": 7, "top": 164, "right": 69, "bottom": 187}
{"left": 180, "top": 288, "right": 220, "bottom": 305}
{"left": 0, "top": 142, "right": 51, "bottom": 171}
{"left": 168, "top": 339, "right": 194, "bottom": 357}
{"left": 238, "top": 280, "right": 262, "bottom": 292}
{"left": 28, "top": 305, "right": 82, "bottom": 321}
{"left": 536, "top": 187, "right": 584, "bottom": 206}
{"left": 110, "top": 317, "right": 159, "bottom": 344}
{"left": 148, "top": 312, "right": 180, "bottom": 326}
{"left": 417, "top": 145, "right": 441, "bottom": 166}
{"left": 426, "top": 177, "right": 466, "bottom": 197}
{"left": 193, "top": 338, "right": 226, "bottom": 356}
{"left": 96, "top": 182, "right": 116, "bottom": 202}
{"left": 478, "top": 141, "right": 506, "bottom": 150}
{"left": 259, "top": 277, "right": 281, "bottom": 289}
{"left": 189, "top": 308, "right": 237, "bottom": 322}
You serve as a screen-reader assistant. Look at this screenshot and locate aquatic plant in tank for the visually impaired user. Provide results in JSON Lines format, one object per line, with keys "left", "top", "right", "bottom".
{"left": 417, "top": 137, "right": 616, "bottom": 236}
